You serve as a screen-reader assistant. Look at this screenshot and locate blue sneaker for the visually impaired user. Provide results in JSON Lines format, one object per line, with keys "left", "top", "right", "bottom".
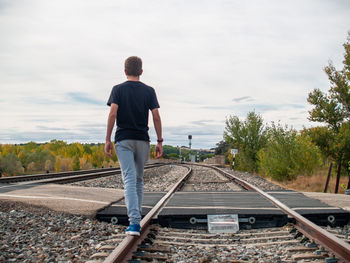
{"left": 126, "top": 223, "right": 141, "bottom": 236}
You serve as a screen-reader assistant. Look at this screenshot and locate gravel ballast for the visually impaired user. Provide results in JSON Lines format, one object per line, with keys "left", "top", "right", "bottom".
{"left": 2, "top": 163, "right": 350, "bottom": 262}
{"left": 70, "top": 165, "right": 188, "bottom": 192}
{"left": 70, "top": 163, "right": 283, "bottom": 192}
{"left": 0, "top": 201, "right": 124, "bottom": 262}
{"left": 222, "top": 168, "right": 285, "bottom": 191}
{"left": 183, "top": 165, "right": 243, "bottom": 191}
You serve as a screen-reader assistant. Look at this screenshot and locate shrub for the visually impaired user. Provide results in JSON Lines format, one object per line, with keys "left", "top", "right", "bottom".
{"left": 258, "top": 123, "right": 322, "bottom": 181}
{"left": 224, "top": 111, "right": 267, "bottom": 172}
{"left": 0, "top": 153, "right": 24, "bottom": 176}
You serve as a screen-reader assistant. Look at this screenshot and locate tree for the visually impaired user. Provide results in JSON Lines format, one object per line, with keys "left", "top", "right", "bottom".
{"left": 307, "top": 31, "right": 350, "bottom": 192}
{"left": 215, "top": 140, "right": 230, "bottom": 155}
{"left": 0, "top": 153, "right": 24, "bottom": 176}
{"left": 72, "top": 156, "right": 80, "bottom": 171}
{"left": 301, "top": 126, "right": 335, "bottom": 160}
{"left": 54, "top": 156, "right": 62, "bottom": 172}
{"left": 224, "top": 111, "right": 268, "bottom": 172}
{"left": 166, "top": 153, "right": 180, "bottom": 160}
{"left": 308, "top": 32, "right": 350, "bottom": 128}
{"left": 258, "top": 123, "right": 322, "bottom": 181}
{"left": 45, "top": 159, "right": 53, "bottom": 172}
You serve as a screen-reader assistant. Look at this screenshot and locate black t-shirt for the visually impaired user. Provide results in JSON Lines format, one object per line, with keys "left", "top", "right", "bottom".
{"left": 107, "top": 81, "right": 159, "bottom": 142}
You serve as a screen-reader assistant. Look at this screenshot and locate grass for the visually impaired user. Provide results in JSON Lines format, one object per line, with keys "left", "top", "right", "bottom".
{"left": 263, "top": 166, "right": 349, "bottom": 194}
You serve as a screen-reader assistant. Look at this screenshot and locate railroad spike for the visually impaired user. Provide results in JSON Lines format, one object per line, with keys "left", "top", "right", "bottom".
{"left": 306, "top": 242, "right": 318, "bottom": 248}
{"left": 133, "top": 251, "right": 146, "bottom": 256}
{"left": 325, "top": 257, "right": 338, "bottom": 263}
{"left": 138, "top": 244, "right": 150, "bottom": 249}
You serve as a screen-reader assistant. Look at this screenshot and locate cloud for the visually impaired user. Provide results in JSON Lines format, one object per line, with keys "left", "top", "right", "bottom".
{"left": 0, "top": 124, "right": 107, "bottom": 144}
{"left": 190, "top": 120, "right": 216, "bottom": 126}
{"left": 252, "top": 103, "right": 305, "bottom": 112}
{"left": 289, "top": 117, "right": 300, "bottom": 121}
{"left": 1, "top": 0, "right": 350, "bottom": 148}
{"left": 232, "top": 96, "right": 254, "bottom": 103}
{"left": 198, "top": 102, "right": 305, "bottom": 113}
{"left": 28, "top": 119, "right": 55, "bottom": 123}
{"left": 36, "top": 126, "right": 68, "bottom": 131}
{"left": 67, "top": 92, "right": 105, "bottom": 106}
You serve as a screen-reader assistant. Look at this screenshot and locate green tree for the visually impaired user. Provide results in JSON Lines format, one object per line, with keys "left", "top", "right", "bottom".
{"left": 23, "top": 141, "right": 37, "bottom": 152}
{"left": 301, "top": 126, "right": 335, "bottom": 160}
{"left": 224, "top": 111, "right": 267, "bottom": 172}
{"left": 215, "top": 140, "right": 230, "bottom": 155}
{"left": 48, "top": 140, "right": 67, "bottom": 157}
{"left": 199, "top": 153, "right": 214, "bottom": 162}
{"left": 166, "top": 153, "right": 180, "bottom": 159}
{"left": 258, "top": 123, "right": 322, "bottom": 181}
{"left": 0, "top": 153, "right": 24, "bottom": 176}
{"left": 307, "top": 32, "right": 350, "bottom": 191}
{"left": 308, "top": 32, "right": 350, "bottom": 129}
{"left": 91, "top": 145, "right": 105, "bottom": 168}
{"left": 72, "top": 156, "right": 80, "bottom": 171}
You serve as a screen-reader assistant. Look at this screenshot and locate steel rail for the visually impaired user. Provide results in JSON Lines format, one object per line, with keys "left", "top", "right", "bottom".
{"left": 35, "top": 164, "right": 163, "bottom": 184}
{"left": 201, "top": 163, "right": 350, "bottom": 263}
{"left": 0, "top": 167, "right": 120, "bottom": 183}
{"left": 104, "top": 165, "right": 192, "bottom": 263}
{"left": 0, "top": 163, "right": 162, "bottom": 184}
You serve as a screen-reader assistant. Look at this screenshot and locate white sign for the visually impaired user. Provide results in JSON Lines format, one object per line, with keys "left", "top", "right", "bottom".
{"left": 231, "top": 149, "right": 238, "bottom": 155}
{"left": 190, "top": 154, "right": 195, "bottom": 163}
{"left": 207, "top": 214, "right": 239, "bottom": 233}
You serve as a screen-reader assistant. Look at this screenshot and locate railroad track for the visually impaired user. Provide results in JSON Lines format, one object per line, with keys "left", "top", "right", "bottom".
{"left": 0, "top": 163, "right": 164, "bottom": 185}
{"left": 89, "top": 163, "right": 350, "bottom": 263}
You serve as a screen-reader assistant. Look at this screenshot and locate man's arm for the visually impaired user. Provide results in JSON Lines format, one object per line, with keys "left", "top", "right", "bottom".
{"left": 151, "top": 108, "right": 163, "bottom": 158}
{"left": 105, "top": 103, "right": 118, "bottom": 157}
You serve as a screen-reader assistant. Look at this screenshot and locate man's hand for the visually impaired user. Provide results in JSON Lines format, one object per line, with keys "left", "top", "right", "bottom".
{"left": 155, "top": 142, "right": 163, "bottom": 158}
{"left": 105, "top": 141, "right": 114, "bottom": 157}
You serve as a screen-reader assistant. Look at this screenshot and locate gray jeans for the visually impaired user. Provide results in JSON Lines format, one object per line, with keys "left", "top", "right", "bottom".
{"left": 115, "top": 140, "right": 150, "bottom": 225}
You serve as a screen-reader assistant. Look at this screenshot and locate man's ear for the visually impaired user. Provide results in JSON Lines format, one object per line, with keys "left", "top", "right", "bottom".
{"left": 140, "top": 69, "right": 143, "bottom": 76}
{"left": 124, "top": 69, "right": 128, "bottom": 76}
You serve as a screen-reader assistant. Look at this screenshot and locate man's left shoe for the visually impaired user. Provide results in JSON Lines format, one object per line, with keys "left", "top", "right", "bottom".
{"left": 126, "top": 223, "right": 141, "bottom": 236}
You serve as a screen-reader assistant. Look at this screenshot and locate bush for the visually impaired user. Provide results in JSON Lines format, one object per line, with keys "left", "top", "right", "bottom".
{"left": 293, "top": 135, "right": 323, "bottom": 176}
{"left": 166, "top": 153, "right": 180, "bottom": 160}
{"left": 0, "top": 153, "right": 24, "bottom": 176}
{"left": 258, "top": 123, "right": 322, "bottom": 181}
{"left": 224, "top": 111, "right": 267, "bottom": 172}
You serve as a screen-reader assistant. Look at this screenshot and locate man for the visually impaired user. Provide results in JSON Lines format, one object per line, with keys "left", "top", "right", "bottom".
{"left": 105, "top": 56, "right": 163, "bottom": 236}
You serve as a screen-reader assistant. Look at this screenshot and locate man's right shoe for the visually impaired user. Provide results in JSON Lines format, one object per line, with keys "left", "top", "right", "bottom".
{"left": 126, "top": 223, "right": 141, "bottom": 236}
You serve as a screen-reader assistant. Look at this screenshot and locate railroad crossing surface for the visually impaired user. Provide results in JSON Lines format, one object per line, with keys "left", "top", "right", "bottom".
{"left": 0, "top": 183, "right": 124, "bottom": 216}
{"left": 96, "top": 190, "right": 350, "bottom": 228}
{"left": 0, "top": 182, "right": 349, "bottom": 227}
{"left": 1, "top": 164, "right": 350, "bottom": 262}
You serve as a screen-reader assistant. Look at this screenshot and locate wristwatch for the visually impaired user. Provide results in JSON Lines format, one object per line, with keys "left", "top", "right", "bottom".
{"left": 157, "top": 138, "right": 163, "bottom": 143}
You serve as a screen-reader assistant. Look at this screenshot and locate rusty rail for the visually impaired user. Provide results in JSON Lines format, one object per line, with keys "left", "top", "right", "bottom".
{"left": 104, "top": 165, "right": 192, "bottom": 263}
{"left": 205, "top": 164, "right": 350, "bottom": 263}
{"left": 0, "top": 167, "right": 120, "bottom": 183}
{"left": 0, "top": 164, "right": 162, "bottom": 184}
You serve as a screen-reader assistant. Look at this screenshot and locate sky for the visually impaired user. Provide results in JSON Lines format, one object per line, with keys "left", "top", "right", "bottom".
{"left": 0, "top": 0, "right": 349, "bottom": 149}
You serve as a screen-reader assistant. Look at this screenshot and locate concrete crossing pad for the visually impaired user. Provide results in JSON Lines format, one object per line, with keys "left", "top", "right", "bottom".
{"left": 0, "top": 183, "right": 124, "bottom": 217}
{"left": 96, "top": 190, "right": 349, "bottom": 228}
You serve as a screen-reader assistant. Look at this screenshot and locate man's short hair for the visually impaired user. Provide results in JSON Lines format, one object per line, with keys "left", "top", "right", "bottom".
{"left": 125, "top": 56, "right": 142, "bottom": 76}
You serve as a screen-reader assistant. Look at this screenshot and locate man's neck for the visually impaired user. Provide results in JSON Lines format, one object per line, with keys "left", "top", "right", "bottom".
{"left": 126, "top": 75, "right": 140, "bottom": 81}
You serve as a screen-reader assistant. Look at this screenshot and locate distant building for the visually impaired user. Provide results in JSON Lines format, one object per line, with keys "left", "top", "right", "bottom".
{"left": 203, "top": 155, "right": 225, "bottom": 166}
